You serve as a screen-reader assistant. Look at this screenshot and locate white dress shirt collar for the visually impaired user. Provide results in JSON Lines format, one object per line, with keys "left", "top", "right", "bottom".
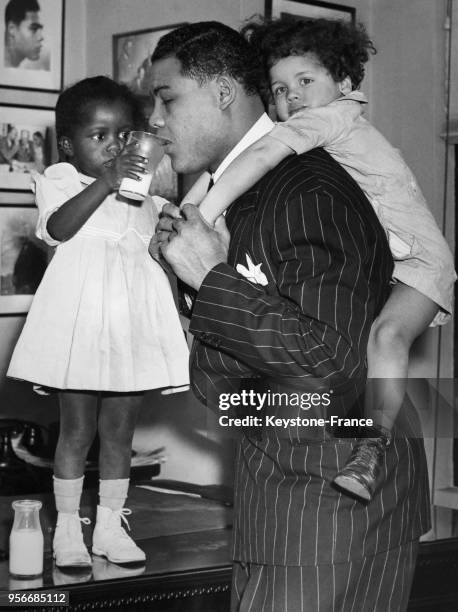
{"left": 212, "top": 112, "right": 274, "bottom": 182}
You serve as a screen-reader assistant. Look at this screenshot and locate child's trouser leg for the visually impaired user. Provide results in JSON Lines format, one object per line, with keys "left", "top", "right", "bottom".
{"left": 92, "top": 394, "right": 145, "bottom": 564}
{"left": 334, "top": 283, "right": 438, "bottom": 501}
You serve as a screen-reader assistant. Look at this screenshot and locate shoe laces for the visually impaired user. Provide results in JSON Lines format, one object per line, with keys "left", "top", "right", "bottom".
{"left": 110, "top": 508, "right": 133, "bottom": 541}
{"left": 119, "top": 508, "right": 132, "bottom": 531}
{"left": 57, "top": 513, "right": 91, "bottom": 526}
{"left": 70, "top": 516, "right": 91, "bottom": 539}
{"left": 57, "top": 514, "right": 90, "bottom": 543}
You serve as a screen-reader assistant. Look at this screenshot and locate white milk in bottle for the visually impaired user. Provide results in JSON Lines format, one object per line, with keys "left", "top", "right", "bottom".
{"left": 9, "top": 500, "right": 44, "bottom": 577}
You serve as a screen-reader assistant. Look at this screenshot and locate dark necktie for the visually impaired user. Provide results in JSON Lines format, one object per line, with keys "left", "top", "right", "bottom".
{"left": 177, "top": 174, "right": 214, "bottom": 318}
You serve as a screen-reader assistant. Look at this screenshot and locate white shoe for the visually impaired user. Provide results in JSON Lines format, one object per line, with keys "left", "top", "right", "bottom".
{"left": 92, "top": 506, "right": 146, "bottom": 564}
{"left": 53, "top": 513, "right": 92, "bottom": 568}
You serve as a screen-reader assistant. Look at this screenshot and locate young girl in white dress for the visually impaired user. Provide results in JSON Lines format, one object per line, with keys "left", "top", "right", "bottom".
{"left": 8, "top": 76, "right": 189, "bottom": 568}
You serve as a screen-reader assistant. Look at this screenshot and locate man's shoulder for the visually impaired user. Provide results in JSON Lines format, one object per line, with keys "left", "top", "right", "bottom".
{"left": 257, "top": 146, "right": 359, "bottom": 197}
{"left": 245, "top": 146, "right": 382, "bottom": 233}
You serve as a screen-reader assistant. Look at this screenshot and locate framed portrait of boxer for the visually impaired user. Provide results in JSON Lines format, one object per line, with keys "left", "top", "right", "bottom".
{"left": 0, "top": 0, "right": 65, "bottom": 92}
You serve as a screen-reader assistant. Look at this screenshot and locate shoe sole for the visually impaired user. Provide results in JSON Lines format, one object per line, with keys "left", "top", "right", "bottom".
{"left": 91, "top": 546, "right": 145, "bottom": 564}
{"left": 53, "top": 553, "right": 92, "bottom": 569}
{"left": 333, "top": 475, "right": 372, "bottom": 501}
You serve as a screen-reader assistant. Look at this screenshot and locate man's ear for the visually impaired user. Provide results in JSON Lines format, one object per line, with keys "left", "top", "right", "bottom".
{"left": 217, "top": 76, "right": 236, "bottom": 110}
{"left": 6, "top": 22, "right": 18, "bottom": 40}
{"left": 59, "top": 136, "right": 73, "bottom": 157}
{"left": 339, "top": 76, "right": 353, "bottom": 96}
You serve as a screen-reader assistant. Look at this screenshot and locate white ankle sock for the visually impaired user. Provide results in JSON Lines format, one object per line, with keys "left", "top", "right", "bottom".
{"left": 53, "top": 475, "right": 84, "bottom": 514}
{"left": 99, "top": 478, "right": 129, "bottom": 511}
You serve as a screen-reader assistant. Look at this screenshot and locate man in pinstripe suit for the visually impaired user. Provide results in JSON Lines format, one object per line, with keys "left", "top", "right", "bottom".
{"left": 150, "top": 22, "right": 430, "bottom": 612}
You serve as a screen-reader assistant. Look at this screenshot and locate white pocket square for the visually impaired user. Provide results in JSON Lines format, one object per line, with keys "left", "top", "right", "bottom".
{"left": 236, "top": 254, "right": 268, "bottom": 286}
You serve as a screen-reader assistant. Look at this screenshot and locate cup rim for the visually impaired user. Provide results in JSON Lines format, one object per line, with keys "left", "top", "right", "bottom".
{"left": 128, "top": 130, "right": 171, "bottom": 145}
{"left": 129, "top": 130, "right": 157, "bottom": 139}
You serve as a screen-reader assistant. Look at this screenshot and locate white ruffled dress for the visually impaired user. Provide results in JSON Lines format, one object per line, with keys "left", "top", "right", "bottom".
{"left": 8, "top": 162, "right": 189, "bottom": 392}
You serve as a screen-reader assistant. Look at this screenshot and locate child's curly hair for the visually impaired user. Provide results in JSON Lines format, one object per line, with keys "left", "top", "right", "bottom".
{"left": 242, "top": 16, "right": 376, "bottom": 90}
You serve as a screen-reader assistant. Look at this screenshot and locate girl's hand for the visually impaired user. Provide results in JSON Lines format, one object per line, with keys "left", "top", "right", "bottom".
{"left": 101, "top": 145, "right": 148, "bottom": 190}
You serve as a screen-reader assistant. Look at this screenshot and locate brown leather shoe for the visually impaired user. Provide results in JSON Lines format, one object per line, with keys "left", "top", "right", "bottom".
{"left": 333, "top": 426, "right": 391, "bottom": 501}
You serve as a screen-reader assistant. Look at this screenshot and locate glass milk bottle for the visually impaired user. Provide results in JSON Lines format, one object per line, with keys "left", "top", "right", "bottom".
{"left": 9, "top": 500, "right": 44, "bottom": 578}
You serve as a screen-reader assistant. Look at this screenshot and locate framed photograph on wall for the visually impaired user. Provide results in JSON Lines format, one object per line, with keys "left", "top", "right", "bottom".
{"left": 0, "top": 0, "right": 65, "bottom": 92}
{"left": 113, "top": 23, "right": 186, "bottom": 98}
{"left": 0, "top": 204, "right": 48, "bottom": 315}
{"left": 0, "top": 104, "right": 54, "bottom": 192}
{"left": 265, "top": 0, "right": 355, "bottom": 22}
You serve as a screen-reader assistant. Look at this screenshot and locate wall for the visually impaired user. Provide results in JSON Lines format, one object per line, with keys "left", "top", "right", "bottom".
{"left": 85, "top": 0, "right": 246, "bottom": 79}
{"left": 84, "top": 0, "right": 372, "bottom": 77}
{"left": 369, "top": 0, "right": 453, "bottom": 379}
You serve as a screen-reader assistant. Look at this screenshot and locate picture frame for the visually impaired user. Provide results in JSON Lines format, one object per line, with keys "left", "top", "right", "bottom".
{"left": 0, "top": 0, "right": 65, "bottom": 92}
{"left": 113, "top": 23, "right": 186, "bottom": 98}
{"left": 0, "top": 104, "right": 55, "bottom": 192}
{"left": 265, "top": 0, "right": 355, "bottom": 22}
{"left": 0, "top": 203, "right": 48, "bottom": 315}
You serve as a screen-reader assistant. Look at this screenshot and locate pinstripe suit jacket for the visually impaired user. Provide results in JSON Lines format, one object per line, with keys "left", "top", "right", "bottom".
{"left": 188, "top": 148, "right": 430, "bottom": 566}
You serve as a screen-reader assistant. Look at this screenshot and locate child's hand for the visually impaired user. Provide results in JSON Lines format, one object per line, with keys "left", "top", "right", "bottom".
{"left": 101, "top": 146, "right": 148, "bottom": 190}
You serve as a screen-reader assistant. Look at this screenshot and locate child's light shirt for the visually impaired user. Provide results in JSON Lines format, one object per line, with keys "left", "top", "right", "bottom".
{"left": 269, "top": 92, "right": 456, "bottom": 325}
{"left": 8, "top": 162, "right": 189, "bottom": 391}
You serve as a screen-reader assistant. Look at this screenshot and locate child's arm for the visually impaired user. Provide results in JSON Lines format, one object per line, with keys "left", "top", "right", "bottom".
{"left": 269, "top": 100, "right": 362, "bottom": 157}
{"left": 181, "top": 171, "right": 212, "bottom": 205}
{"left": 47, "top": 147, "right": 147, "bottom": 241}
{"left": 198, "top": 135, "right": 292, "bottom": 225}
{"left": 47, "top": 179, "right": 115, "bottom": 241}
{"left": 198, "top": 101, "right": 362, "bottom": 225}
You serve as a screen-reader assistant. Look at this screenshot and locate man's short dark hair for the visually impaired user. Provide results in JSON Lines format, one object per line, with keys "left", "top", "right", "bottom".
{"left": 5, "top": 0, "right": 40, "bottom": 26}
{"left": 150, "top": 21, "right": 263, "bottom": 96}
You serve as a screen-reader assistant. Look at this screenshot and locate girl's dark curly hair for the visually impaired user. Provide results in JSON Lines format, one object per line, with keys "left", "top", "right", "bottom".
{"left": 241, "top": 16, "right": 376, "bottom": 90}
{"left": 55, "top": 76, "right": 145, "bottom": 150}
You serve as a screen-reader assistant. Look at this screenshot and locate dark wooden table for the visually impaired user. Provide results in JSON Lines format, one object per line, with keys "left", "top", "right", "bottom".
{"left": 0, "top": 484, "right": 233, "bottom": 611}
{"left": 1, "top": 529, "right": 232, "bottom": 611}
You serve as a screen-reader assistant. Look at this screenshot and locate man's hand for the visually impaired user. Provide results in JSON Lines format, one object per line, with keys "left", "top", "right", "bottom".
{"left": 155, "top": 202, "right": 230, "bottom": 290}
{"left": 148, "top": 200, "right": 182, "bottom": 262}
